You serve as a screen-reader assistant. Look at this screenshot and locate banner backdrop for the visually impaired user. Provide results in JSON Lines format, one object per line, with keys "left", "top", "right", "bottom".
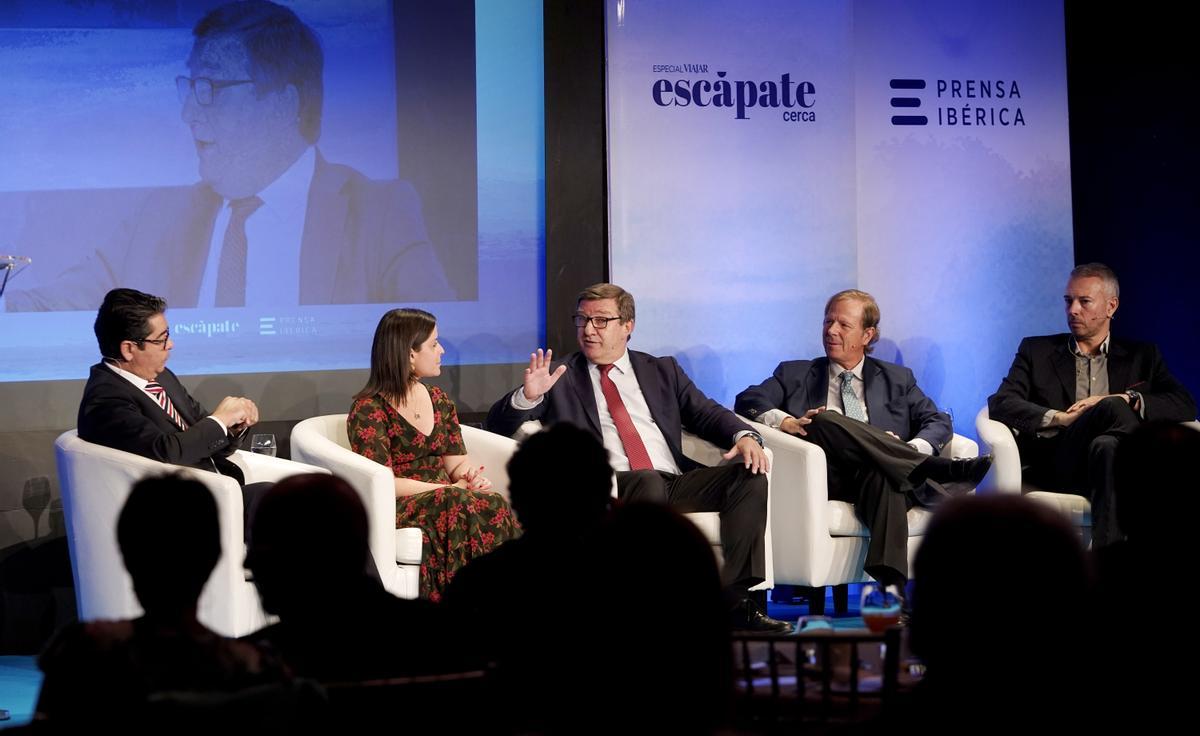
{"left": 607, "top": 0, "right": 1073, "bottom": 435}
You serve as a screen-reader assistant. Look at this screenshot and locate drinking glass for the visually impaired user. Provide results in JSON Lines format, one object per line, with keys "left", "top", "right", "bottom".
{"left": 250, "top": 433, "right": 277, "bottom": 457}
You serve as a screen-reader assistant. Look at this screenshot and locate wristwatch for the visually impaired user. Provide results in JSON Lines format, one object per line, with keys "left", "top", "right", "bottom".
{"left": 1124, "top": 389, "right": 1140, "bottom": 409}
{"left": 747, "top": 431, "right": 765, "bottom": 448}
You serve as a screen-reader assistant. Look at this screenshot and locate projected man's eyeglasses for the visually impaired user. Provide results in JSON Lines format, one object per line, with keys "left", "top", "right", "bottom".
{"left": 175, "top": 76, "right": 253, "bottom": 106}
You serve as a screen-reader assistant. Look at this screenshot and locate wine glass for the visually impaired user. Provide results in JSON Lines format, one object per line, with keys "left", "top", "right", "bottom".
{"left": 22, "top": 476, "right": 52, "bottom": 540}
{"left": 860, "top": 582, "right": 902, "bottom": 632}
{"left": 250, "top": 433, "right": 277, "bottom": 457}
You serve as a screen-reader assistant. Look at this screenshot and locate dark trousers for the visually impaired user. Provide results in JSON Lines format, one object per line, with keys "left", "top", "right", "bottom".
{"left": 617, "top": 464, "right": 768, "bottom": 599}
{"left": 242, "top": 481, "right": 273, "bottom": 542}
{"left": 1026, "top": 396, "right": 1140, "bottom": 547}
{"left": 801, "top": 411, "right": 935, "bottom": 585}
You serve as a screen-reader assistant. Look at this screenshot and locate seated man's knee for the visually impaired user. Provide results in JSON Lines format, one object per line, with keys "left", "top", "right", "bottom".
{"left": 1089, "top": 434, "right": 1120, "bottom": 460}
{"left": 618, "top": 470, "right": 669, "bottom": 503}
{"left": 728, "top": 467, "right": 768, "bottom": 510}
{"left": 1091, "top": 395, "right": 1137, "bottom": 423}
{"left": 804, "top": 409, "right": 844, "bottom": 438}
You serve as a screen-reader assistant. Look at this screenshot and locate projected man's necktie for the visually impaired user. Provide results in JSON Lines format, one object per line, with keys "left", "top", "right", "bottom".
{"left": 840, "top": 371, "right": 866, "bottom": 422}
{"left": 214, "top": 196, "right": 264, "bottom": 307}
{"left": 144, "top": 381, "right": 188, "bottom": 430}
{"left": 599, "top": 364, "right": 655, "bottom": 471}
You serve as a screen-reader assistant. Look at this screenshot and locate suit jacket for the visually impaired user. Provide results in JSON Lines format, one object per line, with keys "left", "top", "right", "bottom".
{"left": 486, "top": 350, "right": 752, "bottom": 473}
{"left": 6, "top": 153, "right": 452, "bottom": 311}
{"left": 988, "top": 333, "right": 1196, "bottom": 436}
{"left": 735, "top": 357, "right": 952, "bottom": 454}
{"left": 77, "top": 363, "right": 243, "bottom": 483}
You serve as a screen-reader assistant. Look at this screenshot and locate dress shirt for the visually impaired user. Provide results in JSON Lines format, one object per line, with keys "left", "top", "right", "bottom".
{"left": 197, "top": 146, "right": 315, "bottom": 308}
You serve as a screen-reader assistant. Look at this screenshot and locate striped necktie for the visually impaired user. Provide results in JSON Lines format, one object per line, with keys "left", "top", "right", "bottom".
{"left": 144, "top": 381, "right": 188, "bottom": 430}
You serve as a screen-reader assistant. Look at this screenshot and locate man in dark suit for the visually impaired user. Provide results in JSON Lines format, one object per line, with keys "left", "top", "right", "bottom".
{"left": 736, "top": 289, "right": 986, "bottom": 589}
{"left": 5, "top": 0, "right": 450, "bottom": 312}
{"left": 78, "top": 288, "right": 266, "bottom": 530}
{"left": 486, "top": 283, "right": 789, "bottom": 632}
{"left": 989, "top": 263, "right": 1196, "bottom": 546}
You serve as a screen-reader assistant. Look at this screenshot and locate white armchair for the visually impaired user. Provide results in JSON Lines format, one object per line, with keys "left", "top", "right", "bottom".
{"left": 750, "top": 418, "right": 978, "bottom": 600}
{"left": 975, "top": 406, "right": 1093, "bottom": 545}
{"left": 54, "top": 430, "right": 328, "bottom": 637}
{"left": 289, "top": 414, "right": 518, "bottom": 600}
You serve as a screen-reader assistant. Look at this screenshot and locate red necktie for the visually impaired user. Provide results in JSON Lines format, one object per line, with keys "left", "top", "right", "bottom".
{"left": 599, "top": 364, "right": 654, "bottom": 471}
{"left": 145, "top": 381, "right": 188, "bottom": 430}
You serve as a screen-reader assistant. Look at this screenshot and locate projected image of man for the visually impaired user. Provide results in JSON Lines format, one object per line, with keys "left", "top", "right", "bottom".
{"left": 4, "top": 0, "right": 453, "bottom": 311}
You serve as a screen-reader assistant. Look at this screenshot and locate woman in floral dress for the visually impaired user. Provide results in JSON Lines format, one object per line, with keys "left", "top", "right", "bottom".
{"left": 348, "top": 308, "right": 520, "bottom": 601}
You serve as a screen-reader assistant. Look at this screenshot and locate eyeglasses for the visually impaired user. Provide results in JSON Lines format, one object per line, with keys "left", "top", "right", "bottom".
{"left": 176, "top": 76, "right": 254, "bottom": 106}
{"left": 573, "top": 314, "right": 623, "bottom": 330}
{"left": 133, "top": 330, "right": 170, "bottom": 349}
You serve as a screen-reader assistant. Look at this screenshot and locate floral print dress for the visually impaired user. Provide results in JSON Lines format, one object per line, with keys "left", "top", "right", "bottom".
{"left": 348, "top": 386, "right": 520, "bottom": 602}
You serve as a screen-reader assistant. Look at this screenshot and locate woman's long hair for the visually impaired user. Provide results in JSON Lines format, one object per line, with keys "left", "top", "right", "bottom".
{"left": 354, "top": 308, "right": 436, "bottom": 406}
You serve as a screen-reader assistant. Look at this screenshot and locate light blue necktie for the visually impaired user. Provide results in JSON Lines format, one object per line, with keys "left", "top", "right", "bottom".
{"left": 840, "top": 371, "right": 866, "bottom": 421}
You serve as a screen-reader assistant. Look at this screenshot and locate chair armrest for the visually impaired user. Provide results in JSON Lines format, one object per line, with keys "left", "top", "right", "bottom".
{"left": 681, "top": 428, "right": 774, "bottom": 590}
{"left": 743, "top": 419, "right": 832, "bottom": 586}
{"left": 513, "top": 420, "right": 543, "bottom": 442}
{"left": 974, "top": 406, "right": 1022, "bottom": 493}
{"left": 461, "top": 426, "right": 519, "bottom": 502}
{"left": 289, "top": 417, "right": 403, "bottom": 594}
{"left": 229, "top": 451, "right": 329, "bottom": 484}
{"left": 680, "top": 430, "right": 728, "bottom": 468}
{"left": 679, "top": 430, "right": 774, "bottom": 474}
{"left": 945, "top": 433, "right": 979, "bottom": 459}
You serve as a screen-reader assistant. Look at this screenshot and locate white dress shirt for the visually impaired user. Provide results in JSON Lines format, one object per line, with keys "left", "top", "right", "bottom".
{"left": 196, "top": 146, "right": 315, "bottom": 308}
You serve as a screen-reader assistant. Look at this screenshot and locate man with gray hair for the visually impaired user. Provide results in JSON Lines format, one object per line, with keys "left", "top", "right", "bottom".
{"left": 989, "top": 263, "right": 1196, "bottom": 546}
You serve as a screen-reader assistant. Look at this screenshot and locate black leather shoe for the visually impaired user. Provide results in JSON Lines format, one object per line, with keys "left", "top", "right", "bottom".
{"left": 731, "top": 599, "right": 794, "bottom": 634}
{"left": 948, "top": 454, "right": 993, "bottom": 485}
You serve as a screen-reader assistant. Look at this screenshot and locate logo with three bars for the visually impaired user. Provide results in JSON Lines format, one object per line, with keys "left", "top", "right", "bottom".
{"left": 889, "top": 79, "right": 927, "bottom": 126}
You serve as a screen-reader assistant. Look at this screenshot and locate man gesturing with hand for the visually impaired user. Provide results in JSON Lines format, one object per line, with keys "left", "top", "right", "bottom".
{"left": 487, "top": 283, "right": 787, "bottom": 632}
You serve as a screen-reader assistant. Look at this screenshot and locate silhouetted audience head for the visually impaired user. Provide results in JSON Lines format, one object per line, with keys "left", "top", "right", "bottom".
{"left": 582, "top": 502, "right": 731, "bottom": 733}
{"left": 119, "top": 473, "right": 220, "bottom": 619}
{"left": 507, "top": 423, "right": 613, "bottom": 533}
{"left": 246, "top": 473, "right": 371, "bottom": 617}
{"left": 909, "top": 495, "right": 1091, "bottom": 718}
{"left": 1114, "top": 420, "right": 1200, "bottom": 541}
